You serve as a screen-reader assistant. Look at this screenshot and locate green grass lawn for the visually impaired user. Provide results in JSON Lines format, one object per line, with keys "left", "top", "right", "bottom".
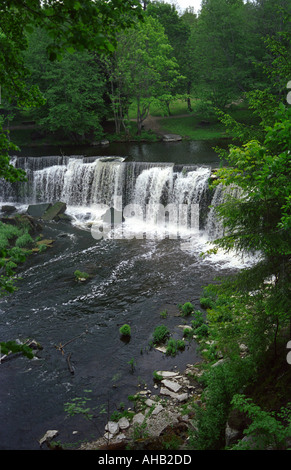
{"left": 159, "top": 115, "right": 226, "bottom": 140}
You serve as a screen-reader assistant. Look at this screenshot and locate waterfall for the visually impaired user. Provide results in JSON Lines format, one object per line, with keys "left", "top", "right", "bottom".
{"left": 0, "top": 155, "right": 222, "bottom": 236}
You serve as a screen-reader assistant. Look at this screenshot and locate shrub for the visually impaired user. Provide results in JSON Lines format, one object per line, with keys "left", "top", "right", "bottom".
{"left": 179, "top": 302, "right": 194, "bottom": 316}
{"left": 159, "top": 309, "right": 167, "bottom": 318}
{"left": 74, "top": 270, "right": 89, "bottom": 281}
{"left": 231, "top": 394, "right": 291, "bottom": 450}
{"left": 166, "top": 339, "right": 185, "bottom": 356}
{"left": 191, "top": 310, "right": 205, "bottom": 329}
{"left": 0, "top": 235, "right": 9, "bottom": 255}
{"left": 15, "top": 232, "right": 33, "bottom": 248}
{"left": 189, "top": 356, "right": 257, "bottom": 450}
{"left": 195, "top": 323, "right": 209, "bottom": 339}
{"left": 38, "top": 243, "right": 47, "bottom": 252}
{"left": 200, "top": 296, "right": 215, "bottom": 309}
{"left": 119, "top": 324, "right": 131, "bottom": 337}
{"left": 9, "top": 246, "right": 27, "bottom": 263}
{"left": 152, "top": 325, "right": 170, "bottom": 345}
{"left": 183, "top": 327, "right": 194, "bottom": 340}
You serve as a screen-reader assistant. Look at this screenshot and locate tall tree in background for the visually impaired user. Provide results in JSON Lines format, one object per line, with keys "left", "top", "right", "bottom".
{"left": 145, "top": 1, "right": 192, "bottom": 103}
{"left": 107, "top": 15, "right": 183, "bottom": 135}
{"left": 189, "top": 0, "right": 262, "bottom": 107}
{"left": 24, "top": 28, "right": 107, "bottom": 142}
{"left": 0, "top": 0, "right": 143, "bottom": 181}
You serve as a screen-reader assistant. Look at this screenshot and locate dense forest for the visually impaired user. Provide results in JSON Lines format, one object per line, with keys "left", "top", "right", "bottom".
{"left": 0, "top": 0, "right": 291, "bottom": 451}
{"left": 1, "top": 0, "right": 290, "bottom": 142}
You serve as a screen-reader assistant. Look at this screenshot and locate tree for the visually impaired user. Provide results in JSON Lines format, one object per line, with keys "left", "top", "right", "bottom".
{"left": 188, "top": 0, "right": 263, "bottom": 108}
{"left": 0, "top": 0, "right": 143, "bottom": 181}
{"left": 146, "top": 1, "right": 192, "bottom": 102}
{"left": 24, "top": 28, "right": 107, "bottom": 142}
{"left": 207, "top": 30, "right": 291, "bottom": 353}
{"left": 107, "top": 15, "right": 183, "bottom": 135}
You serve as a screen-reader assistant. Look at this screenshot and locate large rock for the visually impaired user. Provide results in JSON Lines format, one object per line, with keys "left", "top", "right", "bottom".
{"left": 0, "top": 214, "right": 42, "bottom": 233}
{"left": 27, "top": 203, "right": 52, "bottom": 218}
{"left": 161, "top": 379, "right": 182, "bottom": 393}
{"left": 42, "top": 202, "right": 67, "bottom": 221}
{"left": 1, "top": 205, "right": 16, "bottom": 213}
{"left": 162, "top": 134, "right": 182, "bottom": 142}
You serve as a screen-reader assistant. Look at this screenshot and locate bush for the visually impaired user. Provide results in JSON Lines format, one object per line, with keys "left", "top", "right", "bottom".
{"left": 178, "top": 302, "right": 194, "bottom": 316}
{"left": 200, "top": 285, "right": 217, "bottom": 309}
{"left": 183, "top": 327, "right": 194, "bottom": 340}
{"left": 15, "top": 232, "right": 33, "bottom": 248}
{"left": 74, "top": 270, "right": 89, "bottom": 281}
{"left": 166, "top": 339, "right": 185, "bottom": 356}
{"left": 195, "top": 323, "right": 209, "bottom": 339}
{"left": 231, "top": 394, "right": 291, "bottom": 450}
{"left": 119, "top": 324, "right": 131, "bottom": 337}
{"left": 9, "top": 246, "right": 28, "bottom": 263}
{"left": 191, "top": 310, "right": 205, "bottom": 329}
{"left": 189, "top": 356, "right": 257, "bottom": 450}
{"left": 152, "top": 325, "right": 170, "bottom": 345}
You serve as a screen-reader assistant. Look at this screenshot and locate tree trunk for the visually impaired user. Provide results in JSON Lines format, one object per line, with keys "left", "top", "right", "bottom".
{"left": 187, "top": 81, "right": 192, "bottom": 112}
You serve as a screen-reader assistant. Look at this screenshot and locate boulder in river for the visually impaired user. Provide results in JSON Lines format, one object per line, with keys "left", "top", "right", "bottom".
{"left": 1, "top": 205, "right": 16, "bottom": 213}
{"left": 42, "top": 202, "right": 67, "bottom": 221}
{"left": 27, "top": 203, "right": 52, "bottom": 218}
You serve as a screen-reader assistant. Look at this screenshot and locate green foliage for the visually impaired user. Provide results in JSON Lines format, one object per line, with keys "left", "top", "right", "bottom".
{"left": 110, "top": 409, "right": 134, "bottom": 423}
{"left": 0, "top": 221, "right": 36, "bottom": 295}
{"left": 191, "top": 310, "right": 205, "bottom": 329}
{"left": 165, "top": 338, "right": 185, "bottom": 357}
{"left": 153, "top": 370, "right": 163, "bottom": 381}
{"left": 127, "top": 357, "right": 136, "bottom": 373}
{"left": 106, "top": 15, "right": 184, "bottom": 135}
{"left": 64, "top": 393, "right": 93, "bottom": 421}
{"left": 0, "top": 340, "right": 34, "bottom": 359}
{"left": 74, "top": 270, "right": 89, "bottom": 281}
{"left": 152, "top": 325, "right": 170, "bottom": 345}
{"left": 183, "top": 327, "right": 194, "bottom": 340}
{"left": 24, "top": 30, "right": 107, "bottom": 141}
{"left": 190, "top": 355, "right": 258, "bottom": 450}
{"left": 0, "top": 0, "right": 143, "bottom": 181}
{"left": 231, "top": 394, "right": 291, "bottom": 450}
{"left": 15, "top": 232, "right": 33, "bottom": 248}
{"left": 119, "top": 324, "right": 131, "bottom": 337}
{"left": 178, "top": 301, "right": 194, "bottom": 316}
{"left": 159, "top": 309, "right": 168, "bottom": 318}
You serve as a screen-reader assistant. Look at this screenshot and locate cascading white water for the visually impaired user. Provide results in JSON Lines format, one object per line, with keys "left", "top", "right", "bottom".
{"left": 0, "top": 155, "right": 222, "bottom": 238}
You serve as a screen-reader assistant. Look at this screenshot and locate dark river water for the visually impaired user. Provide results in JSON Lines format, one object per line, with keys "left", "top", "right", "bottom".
{"left": 12, "top": 138, "right": 228, "bottom": 166}
{"left": 0, "top": 141, "right": 247, "bottom": 450}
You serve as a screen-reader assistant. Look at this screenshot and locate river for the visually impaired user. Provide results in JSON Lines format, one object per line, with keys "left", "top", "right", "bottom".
{"left": 0, "top": 141, "right": 250, "bottom": 450}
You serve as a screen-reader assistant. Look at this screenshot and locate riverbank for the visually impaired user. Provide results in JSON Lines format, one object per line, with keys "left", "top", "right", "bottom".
{"left": 6, "top": 101, "right": 255, "bottom": 149}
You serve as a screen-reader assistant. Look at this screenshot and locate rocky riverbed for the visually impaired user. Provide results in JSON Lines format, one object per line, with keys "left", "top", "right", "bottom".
{"left": 78, "top": 364, "right": 204, "bottom": 450}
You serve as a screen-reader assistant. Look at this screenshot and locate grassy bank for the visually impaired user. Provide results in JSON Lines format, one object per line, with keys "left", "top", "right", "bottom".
{"left": 6, "top": 98, "right": 259, "bottom": 147}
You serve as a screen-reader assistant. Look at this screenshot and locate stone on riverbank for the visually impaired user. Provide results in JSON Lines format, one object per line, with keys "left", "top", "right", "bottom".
{"left": 1, "top": 205, "right": 16, "bottom": 213}
{"left": 42, "top": 202, "right": 67, "bottom": 221}
{"left": 162, "top": 134, "right": 182, "bottom": 142}
{"left": 27, "top": 203, "right": 52, "bottom": 218}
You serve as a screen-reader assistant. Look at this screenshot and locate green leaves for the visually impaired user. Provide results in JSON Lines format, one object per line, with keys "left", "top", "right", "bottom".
{"left": 213, "top": 104, "right": 291, "bottom": 258}
{"left": 231, "top": 394, "right": 291, "bottom": 450}
{"left": 108, "top": 15, "right": 183, "bottom": 134}
{"left": 0, "top": 340, "right": 34, "bottom": 359}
